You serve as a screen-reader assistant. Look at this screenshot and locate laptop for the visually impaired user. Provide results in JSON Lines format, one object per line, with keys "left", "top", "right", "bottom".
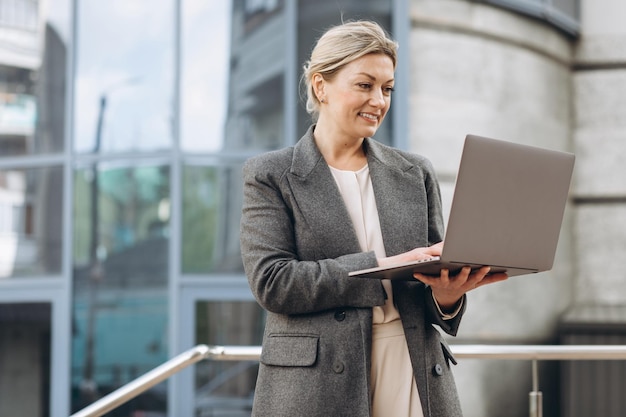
{"left": 348, "top": 134, "right": 575, "bottom": 280}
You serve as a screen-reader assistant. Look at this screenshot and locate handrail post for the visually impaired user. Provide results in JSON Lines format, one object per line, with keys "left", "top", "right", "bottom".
{"left": 529, "top": 359, "right": 542, "bottom": 417}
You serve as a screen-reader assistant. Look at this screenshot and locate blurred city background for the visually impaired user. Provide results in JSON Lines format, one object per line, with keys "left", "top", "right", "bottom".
{"left": 1, "top": 0, "right": 625, "bottom": 416}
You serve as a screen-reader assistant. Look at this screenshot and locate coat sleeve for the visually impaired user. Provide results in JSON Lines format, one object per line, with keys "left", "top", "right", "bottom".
{"left": 424, "top": 286, "right": 466, "bottom": 336}
{"left": 240, "top": 155, "right": 386, "bottom": 315}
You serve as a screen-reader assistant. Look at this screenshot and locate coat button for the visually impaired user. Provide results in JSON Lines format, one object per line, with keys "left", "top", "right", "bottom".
{"left": 332, "top": 361, "right": 345, "bottom": 374}
{"left": 432, "top": 364, "right": 444, "bottom": 376}
{"left": 334, "top": 310, "right": 346, "bottom": 321}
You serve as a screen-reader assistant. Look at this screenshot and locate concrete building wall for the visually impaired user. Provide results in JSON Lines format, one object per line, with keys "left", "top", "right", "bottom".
{"left": 573, "top": 0, "right": 626, "bottom": 305}
{"left": 408, "top": 0, "right": 575, "bottom": 337}
{"left": 407, "top": 1, "right": 578, "bottom": 415}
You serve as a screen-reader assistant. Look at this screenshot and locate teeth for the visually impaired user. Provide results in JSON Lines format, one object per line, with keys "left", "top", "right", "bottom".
{"left": 360, "top": 113, "right": 378, "bottom": 121}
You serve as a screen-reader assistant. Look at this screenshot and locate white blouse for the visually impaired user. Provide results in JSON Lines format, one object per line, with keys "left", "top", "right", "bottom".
{"left": 329, "top": 164, "right": 400, "bottom": 324}
{"left": 330, "top": 164, "right": 425, "bottom": 417}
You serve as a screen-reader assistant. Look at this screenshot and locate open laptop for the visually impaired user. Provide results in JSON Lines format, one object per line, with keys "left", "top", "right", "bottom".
{"left": 348, "top": 134, "right": 575, "bottom": 280}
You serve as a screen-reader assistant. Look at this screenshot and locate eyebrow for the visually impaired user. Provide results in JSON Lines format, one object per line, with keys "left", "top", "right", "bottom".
{"left": 356, "top": 72, "right": 395, "bottom": 83}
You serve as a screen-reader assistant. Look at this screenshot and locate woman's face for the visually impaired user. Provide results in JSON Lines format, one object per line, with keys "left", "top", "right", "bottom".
{"left": 315, "top": 53, "right": 395, "bottom": 141}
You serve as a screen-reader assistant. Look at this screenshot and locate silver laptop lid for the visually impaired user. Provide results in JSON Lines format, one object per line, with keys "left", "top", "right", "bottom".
{"left": 441, "top": 134, "right": 575, "bottom": 272}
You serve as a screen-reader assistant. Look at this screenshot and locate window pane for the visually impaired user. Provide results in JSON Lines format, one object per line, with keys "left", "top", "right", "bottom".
{"left": 73, "top": 0, "right": 174, "bottom": 153}
{"left": 484, "top": 0, "right": 580, "bottom": 34}
{"left": 181, "top": 0, "right": 286, "bottom": 152}
{"left": 296, "top": 0, "right": 393, "bottom": 145}
{"left": 194, "top": 300, "right": 264, "bottom": 417}
{"left": 180, "top": 0, "right": 230, "bottom": 152}
{"left": 0, "top": 0, "right": 71, "bottom": 156}
{"left": 552, "top": 0, "right": 578, "bottom": 20}
{"left": 0, "top": 166, "right": 63, "bottom": 278}
{"left": 0, "top": 302, "right": 51, "bottom": 417}
{"left": 72, "top": 163, "right": 170, "bottom": 414}
{"left": 182, "top": 162, "right": 244, "bottom": 274}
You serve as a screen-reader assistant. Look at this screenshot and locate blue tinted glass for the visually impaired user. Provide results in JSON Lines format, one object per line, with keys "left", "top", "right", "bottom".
{"left": 72, "top": 163, "right": 170, "bottom": 414}
{"left": 181, "top": 0, "right": 286, "bottom": 152}
{"left": 194, "top": 300, "right": 264, "bottom": 416}
{"left": 0, "top": 167, "right": 63, "bottom": 278}
{"left": 552, "top": 0, "right": 578, "bottom": 20}
{"left": 296, "top": 0, "right": 394, "bottom": 145}
{"left": 484, "top": 0, "right": 579, "bottom": 34}
{"left": 73, "top": 1, "right": 175, "bottom": 153}
{"left": 182, "top": 163, "right": 245, "bottom": 274}
{"left": 180, "top": 0, "right": 231, "bottom": 152}
{"left": 0, "top": 0, "right": 71, "bottom": 156}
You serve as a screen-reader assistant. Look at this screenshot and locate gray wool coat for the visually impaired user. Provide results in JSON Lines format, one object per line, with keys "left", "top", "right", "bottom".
{"left": 240, "top": 126, "right": 465, "bottom": 417}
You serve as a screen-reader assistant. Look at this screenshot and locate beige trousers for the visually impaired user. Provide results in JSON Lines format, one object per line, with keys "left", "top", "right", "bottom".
{"left": 371, "top": 320, "right": 424, "bottom": 417}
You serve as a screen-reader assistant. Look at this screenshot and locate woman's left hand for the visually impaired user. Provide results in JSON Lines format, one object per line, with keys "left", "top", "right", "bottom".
{"left": 414, "top": 266, "right": 508, "bottom": 311}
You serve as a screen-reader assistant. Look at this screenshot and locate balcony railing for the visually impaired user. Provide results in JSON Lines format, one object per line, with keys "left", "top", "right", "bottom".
{"left": 0, "top": 0, "right": 38, "bottom": 30}
{"left": 71, "top": 344, "right": 626, "bottom": 417}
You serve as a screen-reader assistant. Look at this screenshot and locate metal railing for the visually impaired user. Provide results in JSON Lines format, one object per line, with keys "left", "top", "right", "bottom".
{"left": 70, "top": 345, "right": 212, "bottom": 417}
{"left": 71, "top": 344, "right": 626, "bottom": 417}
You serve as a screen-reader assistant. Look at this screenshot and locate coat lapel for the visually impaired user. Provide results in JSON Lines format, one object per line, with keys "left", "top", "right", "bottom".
{"left": 285, "top": 128, "right": 432, "bottom": 260}
{"left": 366, "top": 139, "right": 432, "bottom": 256}
{"left": 286, "top": 128, "right": 363, "bottom": 259}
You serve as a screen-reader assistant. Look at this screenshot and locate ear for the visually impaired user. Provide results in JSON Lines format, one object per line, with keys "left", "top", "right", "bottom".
{"left": 312, "top": 73, "right": 326, "bottom": 102}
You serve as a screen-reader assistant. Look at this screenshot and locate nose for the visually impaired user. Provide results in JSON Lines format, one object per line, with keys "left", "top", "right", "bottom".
{"left": 370, "top": 88, "right": 386, "bottom": 107}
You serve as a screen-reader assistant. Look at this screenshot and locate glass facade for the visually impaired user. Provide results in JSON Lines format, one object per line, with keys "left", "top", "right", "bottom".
{"left": 0, "top": 0, "right": 580, "bottom": 415}
{"left": 182, "top": 163, "right": 245, "bottom": 274}
{"left": 72, "top": 163, "right": 170, "bottom": 413}
{"left": 296, "top": 0, "right": 394, "bottom": 143}
{"left": 73, "top": 0, "right": 174, "bottom": 154}
{"left": 0, "top": 0, "right": 71, "bottom": 409}
{"left": 0, "top": 166, "right": 63, "bottom": 277}
{"left": 180, "top": 0, "right": 232, "bottom": 153}
{"left": 481, "top": 0, "right": 580, "bottom": 35}
{"left": 0, "top": 302, "right": 51, "bottom": 417}
{"left": 194, "top": 300, "right": 264, "bottom": 416}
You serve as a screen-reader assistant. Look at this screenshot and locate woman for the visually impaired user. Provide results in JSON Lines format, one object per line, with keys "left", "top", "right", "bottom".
{"left": 240, "top": 20, "right": 507, "bottom": 417}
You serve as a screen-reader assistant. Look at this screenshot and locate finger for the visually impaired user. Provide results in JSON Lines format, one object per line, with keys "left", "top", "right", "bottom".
{"left": 439, "top": 268, "right": 450, "bottom": 284}
{"left": 473, "top": 272, "right": 508, "bottom": 289}
{"left": 413, "top": 272, "right": 437, "bottom": 285}
{"left": 478, "top": 266, "right": 492, "bottom": 276}
{"left": 413, "top": 268, "right": 450, "bottom": 286}
{"left": 428, "top": 241, "right": 444, "bottom": 254}
{"left": 464, "top": 266, "right": 491, "bottom": 285}
{"left": 451, "top": 266, "right": 472, "bottom": 287}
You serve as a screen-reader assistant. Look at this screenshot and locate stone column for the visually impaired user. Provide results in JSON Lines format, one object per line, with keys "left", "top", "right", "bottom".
{"left": 572, "top": 0, "right": 626, "bottom": 305}
{"left": 407, "top": 1, "right": 575, "bottom": 415}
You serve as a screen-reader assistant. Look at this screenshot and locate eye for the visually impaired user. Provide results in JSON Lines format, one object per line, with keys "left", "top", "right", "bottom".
{"left": 358, "top": 83, "right": 372, "bottom": 90}
{"left": 383, "top": 86, "right": 395, "bottom": 95}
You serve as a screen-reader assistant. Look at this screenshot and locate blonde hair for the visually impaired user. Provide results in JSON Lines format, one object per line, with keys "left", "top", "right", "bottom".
{"left": 301, "top": 20, "right": 398, "bottom": 119}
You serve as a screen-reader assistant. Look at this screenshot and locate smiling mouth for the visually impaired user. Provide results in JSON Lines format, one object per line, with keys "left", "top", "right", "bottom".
{"left": 359, "top": 112, "right": 379, "bottom": 122}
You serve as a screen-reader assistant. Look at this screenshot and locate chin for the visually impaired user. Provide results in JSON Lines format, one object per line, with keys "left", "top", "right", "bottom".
{"left": 358, "top": 119, "right": 384, "bottom": 137}
{"left": 360, "top": 126, "right": 380, "bottom": 138}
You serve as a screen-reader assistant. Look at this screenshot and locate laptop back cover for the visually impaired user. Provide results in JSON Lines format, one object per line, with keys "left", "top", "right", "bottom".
{"left": 441, "top": 134, "right": 575, "bottom": 272}
{"left": 348, "top": 134, "right": 575, "bottom": 280}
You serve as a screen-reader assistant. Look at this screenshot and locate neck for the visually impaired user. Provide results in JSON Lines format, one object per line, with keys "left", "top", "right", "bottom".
{"left": 313, "top": 123, "right": 367, "bottom": 171}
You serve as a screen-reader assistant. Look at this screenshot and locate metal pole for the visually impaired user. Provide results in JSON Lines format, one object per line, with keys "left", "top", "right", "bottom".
{"left": 71, "top": 344, "right": 626, "bottom": 417}
{"left": 529, "top": 359, "right": 542, "bottom": 417}
{"left": 81, "top": 95, "right": 107, "bottom": 405}
{"left": 529, "top": 391, "right": 543, "bottom": 417}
